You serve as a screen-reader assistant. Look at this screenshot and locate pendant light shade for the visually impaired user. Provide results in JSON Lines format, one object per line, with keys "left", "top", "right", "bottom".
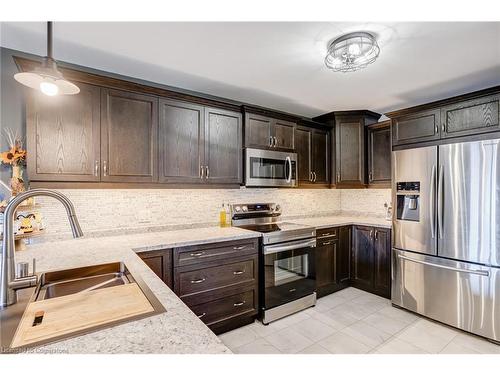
{"left": 14, "top": 22, "right": 79, "bottom": 96}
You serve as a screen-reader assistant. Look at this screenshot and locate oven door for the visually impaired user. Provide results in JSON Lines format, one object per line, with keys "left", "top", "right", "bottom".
{"left": 262, "top": 238, "right": 316, "bottom": 310}
{"left": 245, "top": 148, "right": 297, "bottom": 187}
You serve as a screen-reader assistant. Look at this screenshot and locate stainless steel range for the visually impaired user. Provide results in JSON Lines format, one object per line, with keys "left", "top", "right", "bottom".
{"left": 231, "top": 203, "right": 316, "bottom": 324}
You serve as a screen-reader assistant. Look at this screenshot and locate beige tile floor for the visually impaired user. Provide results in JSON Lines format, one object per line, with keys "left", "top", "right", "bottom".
{"left": 218, "top": 288, "right": 500, "bottom": 354}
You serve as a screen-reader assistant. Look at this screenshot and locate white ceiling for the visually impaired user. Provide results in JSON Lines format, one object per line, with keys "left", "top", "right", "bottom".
{"left": 1, "top": 22, "right": 499, "bottom": 117}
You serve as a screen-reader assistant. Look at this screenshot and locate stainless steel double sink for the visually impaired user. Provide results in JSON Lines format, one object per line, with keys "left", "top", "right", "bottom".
{"left": 1, "top": 262, "right": 166, "bottom": 351}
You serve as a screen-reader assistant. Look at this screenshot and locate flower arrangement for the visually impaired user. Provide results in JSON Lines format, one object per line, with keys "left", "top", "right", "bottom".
{"left": 1, "top": 129, "right": 27, "bottom": 196}
{"left": 1, "top": 129, "right": 26, "bottom": 166}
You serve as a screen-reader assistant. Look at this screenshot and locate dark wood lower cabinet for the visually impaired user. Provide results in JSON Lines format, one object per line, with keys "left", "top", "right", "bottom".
{"left": 137, "top": 248, "right": 173, "bottom": 289}
{"left": 351, "top": 225, "right": 391, "bottom": 298}
{"left": 173, "top": 238, "right": 259, "bottom": 334}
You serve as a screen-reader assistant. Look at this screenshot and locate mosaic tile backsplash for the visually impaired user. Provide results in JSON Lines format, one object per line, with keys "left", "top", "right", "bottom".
{"left": 34, "top": 188, "right": 391, "bottom": 239}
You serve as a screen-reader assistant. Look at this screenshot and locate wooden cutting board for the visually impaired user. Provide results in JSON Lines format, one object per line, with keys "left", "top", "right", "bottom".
{"left": 11, "top": 283, "right": 154, "bottom": 348}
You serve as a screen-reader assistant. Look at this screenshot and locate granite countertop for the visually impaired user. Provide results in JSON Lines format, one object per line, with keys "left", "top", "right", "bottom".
{"left": 288, "top": 215, "right": 392, "bottom": 229}
{"left": 14, "top": 226, "right": 261, "bottom": 354}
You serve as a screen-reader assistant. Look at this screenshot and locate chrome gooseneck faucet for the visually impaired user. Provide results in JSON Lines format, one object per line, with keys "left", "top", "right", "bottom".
{"left": 0, "top": 189, "right": 84, "bottom": 308}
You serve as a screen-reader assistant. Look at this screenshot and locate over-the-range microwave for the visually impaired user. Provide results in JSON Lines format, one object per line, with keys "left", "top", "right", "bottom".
{"left": 245, "top": 148, "right": 297, "bottom": 187}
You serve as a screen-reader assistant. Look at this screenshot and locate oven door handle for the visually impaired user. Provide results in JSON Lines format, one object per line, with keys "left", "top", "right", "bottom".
{"left": 285, "top": 156, "right": 292, "bottom": 183}
{"left": 264, "top": 238, "right": 316, "bottom": 255}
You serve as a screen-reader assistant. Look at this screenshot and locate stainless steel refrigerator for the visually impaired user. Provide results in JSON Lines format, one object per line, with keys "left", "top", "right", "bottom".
{"left": 392, "top": 138, "right": 500, "bottom": 342}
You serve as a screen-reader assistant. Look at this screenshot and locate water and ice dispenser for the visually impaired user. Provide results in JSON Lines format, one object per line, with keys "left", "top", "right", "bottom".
{"left": 396, "top": 182, "right": 420, "bottom": 222}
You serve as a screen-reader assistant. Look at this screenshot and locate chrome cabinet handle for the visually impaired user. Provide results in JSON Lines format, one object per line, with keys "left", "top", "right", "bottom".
{"left": 233, "top": 301, "right": 246, "bottom": 307}
{"left": 233, "top": 270, "right": 245, "bottom": 275}
{"left": 435, "top": 124, "right": 439, "bottom": 134}
{"left": 205, "top": 166, "right": 210, "bottom": 178}
{"left": 430, "top": 165, "right": 437, "bottom": 239}
{"left": 190, "top": 278, "right": 206, "bottom": 284}
{"left": 322, "top": 240, "right": 334, "bottom": 246}
{"left": 313, "top": 171, "right": 317, "bottom": 182}
{"left": 94, "top": 160, "right": 99, "bottom": 176}
{"left": 374, "top": 230, "right": 378, "bottom": 240}
{"left": 398, "top": 254, "right": 489, "bottom": 277}
{"left": 369, "top": 172, "right": 373, "bottom": 182}
{"left": 370, "top": 230, "right": 373, "bottom": 240}
{"left": 200, "top": 165, "right": 204, "bottom": 179}
{"left": 190, "top": 252, "right": 205, "bottom": 257}
{"left": 273, "top": 136, "right": 278, "bottom": 147}
{"left": 233, "top": 246, "right": 246, "bottom": 250}
{"left": 103, "top": 161, "right": 107, "bottom": 176}
{"left": 269, "top": 136, "right": 273, "bottom": 147}
{"left": 197, "top": 312, "right": 206, "bottom": 318}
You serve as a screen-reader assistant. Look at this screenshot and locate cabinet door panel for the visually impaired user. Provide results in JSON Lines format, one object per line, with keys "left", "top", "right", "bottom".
{"left": 441, "top": 94, "right": 500, "bottom": 138}
{"left": 336, "top": 121, "right": 364, "bottom": 185}
{"left": 295, "top": 127, "right": 312, "bottom": 185}
{"left": 101, "top": 89, "right": 158, "bottom": 182}
{"left": 392, "top": 109, "right": 440, "bottom": 146}
{"left": 337, "top": 226, "right": 351, "bottom": 284}
{"left": 351, "top": 226, "right": 374, "bottom": 291}
{"left": 205, "top": 108, "right": 242, "bottom": 184}
{"left": 373, "top": 228, "right": 391, "bottom": 298}
{"left": 159, "top": 99, "right": 204, "bottom": 183}
{"left": 368, "top": 125, "right": 391, "bottom": 185}
{"left": 245, "top": 113, "right": 272, "bottom": 148}
{"left": 315, "top": 242, "right": 337, "bottom": 297}
{"left": 312, "top": 129, "right": 329, "bottom": 184}
{"left": 274, "top": 119, "right": 295, "bottom": 150}
{"left": 138, "top": 249, "right": 173, "bottom": 289}
{"left": 26, "top": 82, "right": 100, "bottom": 181}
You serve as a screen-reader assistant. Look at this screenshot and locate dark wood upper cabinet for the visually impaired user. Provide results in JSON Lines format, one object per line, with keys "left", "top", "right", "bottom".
{"left": 373, "top": 228, "right": 391, "bottom": 298}
{"left": 295, "top": 127, "right": 312, "bottom": 185}
{"left": 296, "top": 125, "right": 329, "bottom": 186}
{"left": 244, "top": 113, "right": 273, "bottom": 149}
{"left": 335, "top": 118, "right": 366, "bottom": 187}
{"left": 274, "top": 119, "right": 295, "bottom": 150}
{"left": 440, "top": 94, "right": 500, "bottom": 138}
{"left": 26, "top": 82, "right": 101, "bottom": 182}
{"left": 158, "top": 99, "right": 205, "bottom": 184}
{"left": 391, "top": 109, "right": 440, "bottom": 146}
{"left": 312, "top": 129, "right": 329, "bottom": 185}
{"left": 367, "top": 121, "right": 391, "bottom": 187}
{"left": 101, "top": 89, "right": 158, "bottom": 182}
{"left": 244, "top": 112, "right": 296, "bottom": 151}
{"left": 204, "top": 107, "right": 242, "bottom": 184}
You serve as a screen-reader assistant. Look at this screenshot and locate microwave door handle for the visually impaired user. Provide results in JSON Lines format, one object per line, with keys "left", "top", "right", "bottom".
{"left": 285, "top": 156, "right": 292, "bottom": 183}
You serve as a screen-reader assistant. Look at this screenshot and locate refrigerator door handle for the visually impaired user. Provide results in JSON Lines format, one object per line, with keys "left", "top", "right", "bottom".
{"left": 430, "top": 165, "right": 436, "bottom": 239}
{"left": 437, "top": 165, "right": 444, "bottom": 239}
{"left": 397, "top": 254, "right": 490, "bottom": 277}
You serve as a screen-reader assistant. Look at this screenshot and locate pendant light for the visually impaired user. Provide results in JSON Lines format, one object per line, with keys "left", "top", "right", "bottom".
{"left": 14, "top": 22, "right": 79, "bottom": 96}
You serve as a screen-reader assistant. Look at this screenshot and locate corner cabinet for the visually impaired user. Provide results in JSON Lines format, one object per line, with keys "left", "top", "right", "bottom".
{"left": 158, "top": 100, "right": 242, "bottom": 185}
{"left": 101, "top": 89, "right": 158, "bottom": 182}
{"left": 244, "top": 111, "right": 295, "bottom": 151}
{"left": 367, "top": 121, "right": 391, "bottom": 187}
{"left": 351, "top": 225, "right": 391, "bottom": 298}
{"left": 296, "top": 124, "right": 330, "bottom": 186}
{"left": 26, "top": 81, "right": 101, "bottom": 182}
{"left": 137, "top": 248, "right": 173, "bottom": 289}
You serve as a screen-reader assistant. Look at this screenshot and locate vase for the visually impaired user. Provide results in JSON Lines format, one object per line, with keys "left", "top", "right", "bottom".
{"left": 10, "top": 164, "right": 25, "bottom": 196}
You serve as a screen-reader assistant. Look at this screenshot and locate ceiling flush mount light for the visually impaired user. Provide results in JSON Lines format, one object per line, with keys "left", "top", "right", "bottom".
{"left": 14, "top": 22, "right": 79, "bottom": 96}
{"left": 324, "top": 31, "right": 380, "bottom": 73}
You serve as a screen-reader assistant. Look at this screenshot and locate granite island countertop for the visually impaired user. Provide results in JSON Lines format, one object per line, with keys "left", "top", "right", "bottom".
{"left": 14, "top": 226, "right": 261, "bottom": 354}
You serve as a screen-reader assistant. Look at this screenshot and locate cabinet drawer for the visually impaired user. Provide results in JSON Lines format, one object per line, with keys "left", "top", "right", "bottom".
{"left": 174, "top": 239, "right": 257, "bottom": 267}
{"left": 190, "top": 289, "right": 256, "bottom": 326}
{"left": 441, "top": 94, "right": 500, "bottom": 138}
{"left": 176, "top": 258, "right": 256, "bottom": 297}
{"left": 316, "top": 227, "right": 338, "bottom": 239}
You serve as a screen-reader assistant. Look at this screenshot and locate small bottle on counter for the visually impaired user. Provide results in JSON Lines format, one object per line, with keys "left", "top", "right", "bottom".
{"left": 219, "top": 203, "right": 227, "bottom": 228}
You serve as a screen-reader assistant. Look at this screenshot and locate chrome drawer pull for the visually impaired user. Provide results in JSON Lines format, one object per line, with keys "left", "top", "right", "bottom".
{"left": 322, "top": 241, "right": 333, "bottom": 246}
{"left": 197, "top": 312, "right": 206, "bottom": 318}
{"left": 233, "top": 270, "right": 245, "bottom": 275}
{"left": 190, "top": 252, "right": 205, "bottom": 257}
{"left": 190, "top": 278, "right": 206, "bottom": 284}
{"left": 233, "top": 301, "right": 246, "bottom": 307}
{"left": 233, "top": 246, "right": 246, "bottom": 250}
{"left": 321, "top": 232, "right": 336, "bottom": 237}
